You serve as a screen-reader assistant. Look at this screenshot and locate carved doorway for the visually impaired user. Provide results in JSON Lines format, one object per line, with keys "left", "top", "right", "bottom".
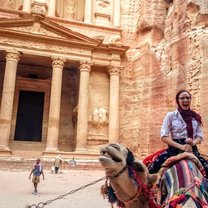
{"left": 14, "top": 90, "right": 44, "bottom": 142}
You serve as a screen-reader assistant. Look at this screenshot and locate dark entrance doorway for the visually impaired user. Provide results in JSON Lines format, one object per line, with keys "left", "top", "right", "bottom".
{"left": 14, "top": 90, "right": 44, "bottom": 142}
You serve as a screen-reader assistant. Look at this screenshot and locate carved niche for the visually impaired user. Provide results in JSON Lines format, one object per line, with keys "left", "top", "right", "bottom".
{"left": 88, "top": 107, "right": 109, "bottom": 145}
{"left": 94, "top": 0, "right": 112, "bottom": 26}
{"left": 63, "top": 0, "right": 76, "bottom": 19}
{"left": 56, "top": 0, "right": 84, "bottom": 21}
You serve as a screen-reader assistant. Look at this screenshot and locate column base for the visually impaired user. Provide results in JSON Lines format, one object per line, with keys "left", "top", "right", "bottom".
{"left": 43, "top": 147, "right": 60, "bottom": 158}
{"left": 0, "top": 145, "right": 12, "bottom": 156}
{"left": 45, "top": 147, "right": 59, "bottom": 152}
{"left": 74, "top": 147, "right": 88, "bottom": 152}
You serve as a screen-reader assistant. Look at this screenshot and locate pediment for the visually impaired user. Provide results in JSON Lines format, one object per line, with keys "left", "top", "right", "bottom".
{"left": 0, "top": 17, "right": 101, "bottom": 47}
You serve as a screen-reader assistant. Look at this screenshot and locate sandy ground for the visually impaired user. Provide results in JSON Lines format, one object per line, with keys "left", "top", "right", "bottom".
{"left": 0, "top": 169, "right": 110, "bottom": 208}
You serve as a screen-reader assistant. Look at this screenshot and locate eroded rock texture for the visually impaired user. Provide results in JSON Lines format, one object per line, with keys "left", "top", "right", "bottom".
{"left": 120, "top": 0, "right": 208, "bottom": 158}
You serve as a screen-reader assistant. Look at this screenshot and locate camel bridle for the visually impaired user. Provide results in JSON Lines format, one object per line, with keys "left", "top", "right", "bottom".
{"left": 108, "top": 165, "right": 128, "bottom": 179}
{"left": 107, "top": 165, "right": 158, "bottom": 208}
{"left": 106, "top": 165, "right": 144, "bottom": 206}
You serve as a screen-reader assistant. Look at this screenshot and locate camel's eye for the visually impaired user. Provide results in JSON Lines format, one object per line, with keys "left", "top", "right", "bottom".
{"left": 101, "top": 150, "right": 106, "bottom": 155}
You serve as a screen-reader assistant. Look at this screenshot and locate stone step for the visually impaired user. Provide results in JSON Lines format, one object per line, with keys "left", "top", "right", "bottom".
{"left": 0, "top": 157, "right": 102, "bottom": 171}
{"left": 11, "top": 150, "right": 43, "bottom": 158}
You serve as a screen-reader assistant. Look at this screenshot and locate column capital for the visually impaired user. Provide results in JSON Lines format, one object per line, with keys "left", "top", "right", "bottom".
{"left": 108, "top": 65, "right": 123, "bottom": 75}
{"left": 79, "top": 62, "right": 92, "bottom": 72}
{"left": 5, "top": 51, "right": 20, "bottom": 63}
{"left": 51, "top": 57, "right": 66, "bottom": 69}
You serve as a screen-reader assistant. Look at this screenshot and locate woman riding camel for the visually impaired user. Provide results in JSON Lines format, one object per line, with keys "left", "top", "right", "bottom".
{"left": 148, "top": 89, "right": 208, "bottom": 178}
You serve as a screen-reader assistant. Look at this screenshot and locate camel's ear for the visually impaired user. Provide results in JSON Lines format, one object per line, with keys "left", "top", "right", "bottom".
{"left": 133, "top": 160, "right": 146, "bottom": 172}
{"left": 126, "top": 148, "right": 135, "bottom": 166}
{"left": 149, "top": 173, "right": 159, "bottom": 187}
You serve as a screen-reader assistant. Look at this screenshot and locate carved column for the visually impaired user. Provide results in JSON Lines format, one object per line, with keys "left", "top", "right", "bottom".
{"left": 84, "top": 0, "right": 92, "bottom": 23}
{"left": 23, "top": 0, "right": 31, "bottom": 13}
{"left": 0, "top": 51, "right": 19, "bottom": 152}
{"left": 113, "top": 0, "right": 120, "bottom": 27}
{"left": 76, "top": 62, "right": 91, "bottom": 150}
{"left": 108, "top": 66, "right": 121, "bottom": 143}
{"left": 46, "top": 57, "right": 65, "bottom": 152}
{"left": 48, "top": 0, "right": 56, "bottom": 17}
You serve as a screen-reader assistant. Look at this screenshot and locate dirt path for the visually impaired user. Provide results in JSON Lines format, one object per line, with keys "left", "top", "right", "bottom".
{"left": 0, "top": 169, "right": 110, "bottom": 208}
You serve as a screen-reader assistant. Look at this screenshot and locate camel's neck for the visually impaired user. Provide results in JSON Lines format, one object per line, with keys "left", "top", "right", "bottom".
{"left": 110, "top": 169, "right": 149, "bottom": 208}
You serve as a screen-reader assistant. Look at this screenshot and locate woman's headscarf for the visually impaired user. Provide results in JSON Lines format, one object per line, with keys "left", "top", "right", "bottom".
{"left": 176, "top": 90, "right": 202, "bottom": 139}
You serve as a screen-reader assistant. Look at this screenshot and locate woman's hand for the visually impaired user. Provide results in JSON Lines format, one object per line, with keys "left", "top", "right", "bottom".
{"left": 183, "top": 144, "right": 193, "bottom": 152}
{"left": 185, "top": 138, "right": 193, "bottom": 146}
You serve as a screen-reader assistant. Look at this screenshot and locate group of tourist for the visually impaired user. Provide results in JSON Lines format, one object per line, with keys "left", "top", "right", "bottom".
{"left": 29, "top": 155, "right": 63, "bottom": 195}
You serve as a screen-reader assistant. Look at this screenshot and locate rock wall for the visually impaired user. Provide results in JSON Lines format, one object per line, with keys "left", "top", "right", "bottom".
{"left": 120, "top": 0, "right": 208, "bottom": 158}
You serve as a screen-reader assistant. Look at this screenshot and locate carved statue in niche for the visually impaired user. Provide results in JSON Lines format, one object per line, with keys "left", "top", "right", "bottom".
{"left": 56, "top": 0, "right": 84, "bottom": 21}
{"left": 63, "top": 0, "right": 77, "bottom": 19}
{"left": 92, "top": 107, "right": 108, "bottom": 128}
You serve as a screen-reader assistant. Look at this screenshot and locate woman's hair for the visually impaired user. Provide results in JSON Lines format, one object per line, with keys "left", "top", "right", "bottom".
{"left": 175, "top": 89, "right": 191, "bottom": 106}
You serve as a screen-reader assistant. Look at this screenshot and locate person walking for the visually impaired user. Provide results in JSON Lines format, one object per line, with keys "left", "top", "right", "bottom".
{"left": 148, "top": 89, "right": 208, "bottom": 178}
{"left": 54, "top": 155, "right": 63, "bottom": 174}
{"left": 29, "top": 158, "right": 45, "bottom": 195}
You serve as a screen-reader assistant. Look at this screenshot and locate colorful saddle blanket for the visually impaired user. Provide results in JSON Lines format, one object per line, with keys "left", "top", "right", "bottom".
{"left": 157, "top": 153, "right": 208, "bottom": 208}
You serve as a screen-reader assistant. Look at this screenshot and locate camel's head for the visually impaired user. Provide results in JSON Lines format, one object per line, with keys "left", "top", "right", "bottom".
{"left": 99, "top": 143, "right": 134, "bottom": 177}
{"left": 99, "top": 143, "right": 159, "bottom": 208}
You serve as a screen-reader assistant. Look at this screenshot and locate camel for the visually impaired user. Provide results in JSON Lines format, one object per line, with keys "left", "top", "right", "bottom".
{"left": 98, "top": 143, "right": 158, "bottom": 208}
{"left": 99, "top": 144, "right": 208, "bottom": 208}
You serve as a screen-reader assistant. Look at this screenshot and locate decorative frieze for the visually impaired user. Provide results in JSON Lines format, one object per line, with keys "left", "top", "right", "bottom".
{"left": 0, "top": 35, "right": 90, "bottom": 59}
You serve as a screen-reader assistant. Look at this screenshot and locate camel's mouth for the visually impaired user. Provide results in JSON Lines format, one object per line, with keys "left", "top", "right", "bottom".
{"left": 98, "top": 144, "right": 128, "bottom": 177}
{"left": 99, "top": 149, "right": 122, "bottom": 163}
